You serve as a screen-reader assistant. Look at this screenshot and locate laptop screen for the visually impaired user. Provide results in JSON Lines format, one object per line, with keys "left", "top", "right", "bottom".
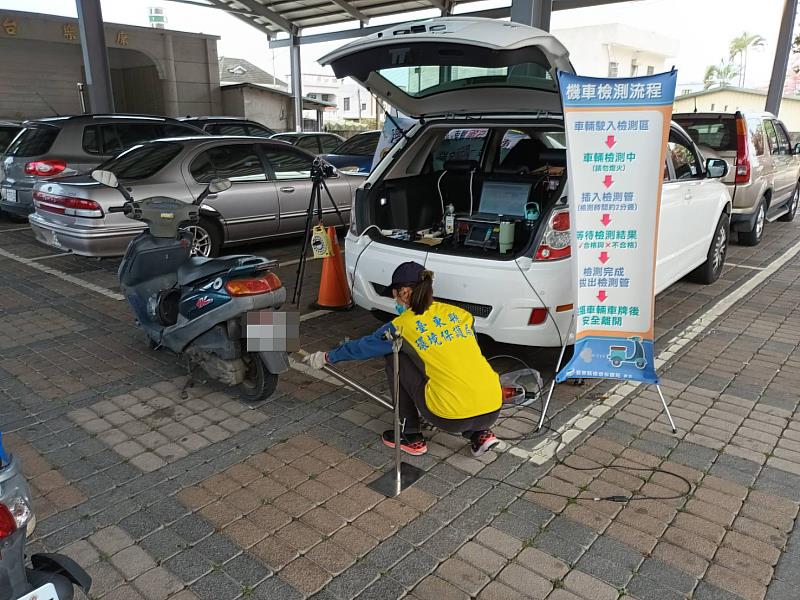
{"left": 478, "top": 181, "right": 531, "bottom": 217}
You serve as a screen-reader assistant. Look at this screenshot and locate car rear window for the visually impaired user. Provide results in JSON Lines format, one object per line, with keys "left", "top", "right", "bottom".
{"left": 673, "top": 116, "right": 737, "bottom": 152}
{"left": 98, "top": 142, "right": 182, "bottom": 180}
{"left": 333, "top": 132, "right": 379, "bottom": 156}
{"left": 6, "top": 125, "right": 59, "bottom": 157}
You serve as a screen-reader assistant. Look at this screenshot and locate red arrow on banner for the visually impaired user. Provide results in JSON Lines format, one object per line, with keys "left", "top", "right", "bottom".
{"left": 605, "top": 135, "right": 616, "bottom": 149}
{"left": 600, "top": 214, "right": 611, "bottom": 226}
{"left": 603, "top": 175, "right": 614, "bottom": 188}
{"left": 599, "top": 251, "right": 610, "bottom": 264}
{"left": 597, "top": 290, "right": 608, "bottom": 302}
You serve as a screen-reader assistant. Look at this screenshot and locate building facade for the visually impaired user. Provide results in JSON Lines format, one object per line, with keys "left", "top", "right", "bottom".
{"left": 673, "top": 86, "right": 800, "bottom": 132}
{"left": 0, "top": 9, "right": 221, "bottom": 119}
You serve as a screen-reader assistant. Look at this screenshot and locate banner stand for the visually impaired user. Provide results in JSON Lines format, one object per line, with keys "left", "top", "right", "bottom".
{"left": 536, "top": 317, "right": 677, "bottom": 434}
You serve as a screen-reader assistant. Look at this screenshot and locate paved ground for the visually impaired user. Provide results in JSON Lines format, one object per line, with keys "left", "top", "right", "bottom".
{"left": 2, "top": 215, "right": 800, "bottom": 600}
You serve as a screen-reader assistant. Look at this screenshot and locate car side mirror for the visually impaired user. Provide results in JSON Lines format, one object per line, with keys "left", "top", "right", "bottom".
{"left": 705, "top": 158, "right": 728, "bottom": 179}
{"left": 208, "top": 178, "right": 232, "bottom": 194}
{"left": 91, "top": 169, "right": 118, "bottom": 189}
{"left": 794, "top": 142, "right": 800, "bottom": 155}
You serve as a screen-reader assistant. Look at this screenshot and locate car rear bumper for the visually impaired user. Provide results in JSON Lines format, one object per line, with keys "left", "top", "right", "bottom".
{"left": 29, "top": 213, "right": 144, "bottom": 257}
{"left": 0, "top": 186, "right": 34, "bottom": 216}
{"left": 344, "top": 233, "right": 574, "bottom": 347}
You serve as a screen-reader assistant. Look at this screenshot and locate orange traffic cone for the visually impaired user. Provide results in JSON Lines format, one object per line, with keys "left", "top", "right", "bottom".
{"left": 313, "top": 226, "right": 354, "bottom": 310}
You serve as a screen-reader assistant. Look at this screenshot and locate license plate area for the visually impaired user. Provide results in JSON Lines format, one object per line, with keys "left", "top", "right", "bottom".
{"left": 18, "top": 583, "right": 59, "bottom": 600}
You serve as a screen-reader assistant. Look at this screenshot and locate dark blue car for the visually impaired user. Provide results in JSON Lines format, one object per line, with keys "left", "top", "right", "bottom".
{"left": 320, "top": 130, "right": 380, "bottom": 175}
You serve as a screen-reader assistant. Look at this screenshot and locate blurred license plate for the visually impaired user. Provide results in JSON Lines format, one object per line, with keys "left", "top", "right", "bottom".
{"left": 18, "top": 583, "right": 59, "bottom": 600}
{"left": 2, "top": 188, "right": 16, "bottom": 202}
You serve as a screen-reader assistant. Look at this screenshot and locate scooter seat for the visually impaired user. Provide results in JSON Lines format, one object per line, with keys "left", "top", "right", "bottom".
{"left": 177, "top": 255, "right": 254, "bottom": 286}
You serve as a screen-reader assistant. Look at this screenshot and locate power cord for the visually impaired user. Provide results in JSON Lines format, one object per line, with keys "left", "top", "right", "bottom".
{"left": 513, "top": 258, "right": 565, "bottom": 349}
{"left": 348, "top": 225, "right": 381, "bottom": 294}
{"left": 449, "top": 354, "right": 695, "bottom": 503}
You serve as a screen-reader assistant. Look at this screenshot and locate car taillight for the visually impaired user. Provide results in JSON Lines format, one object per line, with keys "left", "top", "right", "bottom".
{"left": 225, "top": 273, "right": 282, "bottom": 296}
{"left": 24, "top": 159, "right": 67, "bottom": 177}
{"left": 534, "top": 209, "right": 571, "bottom": 261}
{"left": 0, "top": 497, "right": 31, "bottom": 539}
{"left": 33, "top": 190, "right": 104, "bottom": 218}
{"left": 735, "top": 114, "right": 750, "bottom": 185}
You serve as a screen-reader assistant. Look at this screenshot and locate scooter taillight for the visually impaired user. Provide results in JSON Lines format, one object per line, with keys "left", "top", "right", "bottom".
{"left": 225, "top": 273, "right": 282, "bottom": 296}
{"left": 0, "top": 497, "right": 30, "bottom": 539}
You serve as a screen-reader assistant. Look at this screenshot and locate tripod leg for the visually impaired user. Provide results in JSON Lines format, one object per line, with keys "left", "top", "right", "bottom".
{"left": 320, "top": 176, "right": 347, "bottom": 228}
{"left": 292, "top": 180, "right": 319, "bottom": 306}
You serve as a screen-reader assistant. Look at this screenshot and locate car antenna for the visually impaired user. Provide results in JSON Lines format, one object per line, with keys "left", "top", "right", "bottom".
{"left": 35, "top": 91, "right": 61, "bottom": 117}
{"left": 384, "top": 111, "right": 413, "bottom": 144}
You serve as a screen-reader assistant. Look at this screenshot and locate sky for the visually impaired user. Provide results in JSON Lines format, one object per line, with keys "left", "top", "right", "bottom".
{"left": 0, "top": 0, "right": 790, "bottom": 88}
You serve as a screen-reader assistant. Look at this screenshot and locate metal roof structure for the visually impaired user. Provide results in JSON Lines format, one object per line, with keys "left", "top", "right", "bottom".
{"left": 175, "top": 0, "right": 636, "bottom": 39}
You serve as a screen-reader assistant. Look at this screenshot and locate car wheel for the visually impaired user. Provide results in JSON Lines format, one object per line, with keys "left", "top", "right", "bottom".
{"left": 738, "top": 199, "right": 765, "bottom": 246}
{"left": 186, "top": 217, "right": 221, "bottom": 257}
{"left": 690, "top": 212, "right": 729, "bottom": 284}
{"left": 778, "top": 183, "right": 799, "bottom": 222}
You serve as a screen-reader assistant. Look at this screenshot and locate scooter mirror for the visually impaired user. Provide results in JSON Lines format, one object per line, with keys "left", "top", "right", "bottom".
{"left": 91, "top": 169, "right": 119, "bottom": 189}
{"left": 208, "top": 178, "right": 232, "bottom": 194}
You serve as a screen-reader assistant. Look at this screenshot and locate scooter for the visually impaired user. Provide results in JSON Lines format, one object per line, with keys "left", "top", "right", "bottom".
{"left": 0, "top": 433, "right": 91, "bottom": 600}
{"left": 91, "top": 170, "right": 289, "bottom": 405}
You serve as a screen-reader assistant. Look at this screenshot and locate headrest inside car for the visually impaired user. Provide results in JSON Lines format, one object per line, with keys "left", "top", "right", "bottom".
{"left": 538, "top": 149, "right": 566, "bottom": 167}
{"left": 443, "top": 159, "right": 479, "bottom": 172}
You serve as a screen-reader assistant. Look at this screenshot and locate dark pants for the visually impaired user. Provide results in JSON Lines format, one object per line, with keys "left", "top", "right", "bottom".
{"left": 385, "top": 353, "right": 500, "bottom": 435}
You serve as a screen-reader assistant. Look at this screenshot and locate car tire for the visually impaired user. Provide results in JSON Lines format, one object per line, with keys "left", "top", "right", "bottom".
{"left": 778, "top": 183, "right": 799, "bottom": 222}
{"left": 690, "top": 212, "right": 729, "bottom": 284}
{"left": 738, "top": 199, "right": 766, "bottom": 246}
{"left": 187, "top": 217, "right": 222, "bottom": 257}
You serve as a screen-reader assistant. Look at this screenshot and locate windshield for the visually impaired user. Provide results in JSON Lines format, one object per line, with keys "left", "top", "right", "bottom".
{"left": 333, "top": 132, "right": 379, "bottom": 156}
{"left": 98, "top": 142, "right": 182, "bottom": 180}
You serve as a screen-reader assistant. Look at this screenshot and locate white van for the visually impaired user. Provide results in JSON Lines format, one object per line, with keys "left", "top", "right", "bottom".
{"left": 321, "top": 18, "right": 732, "bottom": 347}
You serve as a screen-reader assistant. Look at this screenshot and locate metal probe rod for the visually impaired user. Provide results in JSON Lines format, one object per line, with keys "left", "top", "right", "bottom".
{"left": 320, "top": 363, "right": 394, "bottom": 410}
{"left": 391, "top": 333, "right": 403, "bottom": 495}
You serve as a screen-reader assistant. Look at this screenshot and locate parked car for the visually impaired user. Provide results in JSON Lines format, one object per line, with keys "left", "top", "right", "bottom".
{"left": 0, "top": 114, "right": 205, "bottom": 220}
{"left": 29, "top": 136, "right": 361, "bottom": 258}
{"left": 270, "top": 131, "right": 344, "bottom": 154}
{"left": 673, "top": 111, "right": 800, "bottom": 245}
{"left": 320, "top": 130, "right": 380, "bottom": 174}
{"left": 321, "top": 17, "right": 732, "bottom": 348}
{"left": 180, "top": 116, "right": 275, "bottom": 138}
{"left": 0, "top": 120, "right": 22, "bottom": 152}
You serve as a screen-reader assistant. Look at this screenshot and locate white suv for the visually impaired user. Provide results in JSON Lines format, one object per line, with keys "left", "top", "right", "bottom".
{"left": 321, "top": 17, "right": 732, "bottom": 347}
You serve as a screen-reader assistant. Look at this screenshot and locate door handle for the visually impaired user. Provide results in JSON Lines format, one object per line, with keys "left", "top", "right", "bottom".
{"left": 206, "top": 194, "right": 218, "bottom": 200}
{"left": 280, "top": 186, "right": 295, "bottom": 193}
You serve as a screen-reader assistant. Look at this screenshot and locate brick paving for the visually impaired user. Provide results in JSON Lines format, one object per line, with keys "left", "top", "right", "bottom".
{"left": 2, "top": 219, "right": 800, "bottom": 600}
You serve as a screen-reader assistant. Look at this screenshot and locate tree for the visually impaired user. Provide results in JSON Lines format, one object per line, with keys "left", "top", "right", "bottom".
{"left": 704, "top": 61, "right": 740, "bottom": 90}
{"left": 729, "top": 32, "right": 766, "bottom": 87}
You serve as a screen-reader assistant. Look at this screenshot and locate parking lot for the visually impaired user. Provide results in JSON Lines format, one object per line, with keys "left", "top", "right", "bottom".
{"left": 2, "top": 208, "right": 800, "bottom": 600}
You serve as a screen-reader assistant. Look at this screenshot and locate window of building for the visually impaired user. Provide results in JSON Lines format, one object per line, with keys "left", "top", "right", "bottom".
{"left": 608, "top": 62, "right": 618, "bottom": 78}
{"left": 646, "top": 66, "right": 655, "bottom": 76}
{"left": 710, "top": 103, "right": 715, "bottom": 110}
{"left": 343, "top": 97, "right": 350, "bottom": 111}
{"left": 361, "top": 103, "right": 367, "bottom": 111}
{"left": 630, "top": 61, "right": 639, "bottom": 77}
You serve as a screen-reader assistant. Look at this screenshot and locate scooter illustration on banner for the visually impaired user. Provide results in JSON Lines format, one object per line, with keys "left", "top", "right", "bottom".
{"left": 607, "top": 336, "right": 647, "bottom": 369}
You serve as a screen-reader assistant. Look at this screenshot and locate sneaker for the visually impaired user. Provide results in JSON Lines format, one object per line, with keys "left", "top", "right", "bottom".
{"left": 382, "top": 430, "right": 427, "bottom": 456}
{"left": 470, "top": 430, "right": 500, "bottom": 457}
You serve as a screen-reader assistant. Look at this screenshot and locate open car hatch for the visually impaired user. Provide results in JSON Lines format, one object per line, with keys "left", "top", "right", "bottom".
{"left": 320, "top": 17, "right": 573, "bottom": 118}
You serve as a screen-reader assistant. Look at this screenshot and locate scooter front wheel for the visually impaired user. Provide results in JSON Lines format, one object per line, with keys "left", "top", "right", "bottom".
{"left": 239, "top": 353, "right": 278, "bottom": 406}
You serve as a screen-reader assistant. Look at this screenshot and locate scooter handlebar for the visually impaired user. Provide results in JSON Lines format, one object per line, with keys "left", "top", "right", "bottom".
{"left": 107, "top": 206, "right": 127, "bottom": 213}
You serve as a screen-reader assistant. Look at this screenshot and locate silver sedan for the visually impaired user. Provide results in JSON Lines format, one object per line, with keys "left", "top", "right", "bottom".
{"left": 29, "top": 136, "right": 359, "bottom": 257}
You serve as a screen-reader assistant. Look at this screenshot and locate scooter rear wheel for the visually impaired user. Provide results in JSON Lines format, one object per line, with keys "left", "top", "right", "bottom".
{"left": 239, "top": 353, "right": 278, "bottom": 406}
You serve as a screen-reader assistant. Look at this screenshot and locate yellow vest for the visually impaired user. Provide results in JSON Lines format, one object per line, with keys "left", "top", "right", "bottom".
{"left": 392, "top": 301, "right": 502, "bottom": 420}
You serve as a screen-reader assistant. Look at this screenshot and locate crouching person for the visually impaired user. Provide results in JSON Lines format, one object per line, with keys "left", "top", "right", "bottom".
{"left": 304, "top": 261, "right": 502, "bottom": 457}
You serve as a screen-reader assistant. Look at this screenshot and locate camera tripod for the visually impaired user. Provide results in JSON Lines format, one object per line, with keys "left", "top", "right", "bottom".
{"left": 291, "top": 159, "right": 347, "bottom": 307}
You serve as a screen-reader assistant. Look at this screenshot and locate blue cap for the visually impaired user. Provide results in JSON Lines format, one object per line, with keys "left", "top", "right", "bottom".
{"left": 0, "top": 432, "right": 8, "bottom": 467}
{"left": 391, "top": 261, "right": 425, "bottom": 289}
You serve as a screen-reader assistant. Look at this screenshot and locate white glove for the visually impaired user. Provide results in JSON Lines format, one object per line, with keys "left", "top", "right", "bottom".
{"left": 303, "top": 351, "right": 328, "bottom": 370}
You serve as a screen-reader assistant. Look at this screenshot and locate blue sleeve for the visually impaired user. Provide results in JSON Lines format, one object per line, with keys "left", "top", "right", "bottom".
{"left": 327, "top": 322, "right": 396, "bottom": 363}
